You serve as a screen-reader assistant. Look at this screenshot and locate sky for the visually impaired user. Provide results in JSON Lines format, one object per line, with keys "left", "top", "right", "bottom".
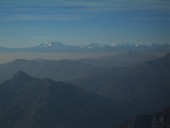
{"left": 0, "top": 0, "right": 170, "bottom": 48}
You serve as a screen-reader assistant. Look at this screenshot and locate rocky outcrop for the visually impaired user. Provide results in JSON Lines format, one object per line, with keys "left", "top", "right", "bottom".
{"left": 119, "top": 107, "right": 170, "bottom": 128}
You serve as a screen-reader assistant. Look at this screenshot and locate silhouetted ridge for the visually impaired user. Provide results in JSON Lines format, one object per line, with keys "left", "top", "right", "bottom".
{"left": 0, "top": 72, "right": 126, "bottom": 128}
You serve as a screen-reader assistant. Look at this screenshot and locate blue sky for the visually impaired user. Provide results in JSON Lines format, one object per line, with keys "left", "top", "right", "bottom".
{"left": 0, "top": 0, "right": 170, "bottom": 48}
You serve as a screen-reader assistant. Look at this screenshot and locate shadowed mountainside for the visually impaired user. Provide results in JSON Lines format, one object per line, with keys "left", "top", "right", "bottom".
{"left": 72, "top": 53, "right": 170, "bottom": 113}
{"left": 0, "top": 71, "right": 138, "bottom": 128}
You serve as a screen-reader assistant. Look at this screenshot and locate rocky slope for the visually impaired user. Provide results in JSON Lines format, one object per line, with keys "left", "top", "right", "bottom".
{"left": 119, "top": 106, "right": 170, "bottom": 128}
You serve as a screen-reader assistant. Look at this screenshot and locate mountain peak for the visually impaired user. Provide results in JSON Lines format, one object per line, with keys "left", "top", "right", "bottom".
{"left": 13, "top": 70, "right": 28, "bottom": 76}
{"left": 12, "top": 71, "right": 33, "bottom": 81}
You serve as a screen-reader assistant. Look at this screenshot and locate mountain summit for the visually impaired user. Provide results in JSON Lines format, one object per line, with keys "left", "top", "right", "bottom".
{"left": 12, "top": 70, "right": 33, "bottom": 79}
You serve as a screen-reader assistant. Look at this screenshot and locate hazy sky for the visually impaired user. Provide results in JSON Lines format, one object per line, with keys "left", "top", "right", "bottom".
{"left": 0, "top": 0, "right": 170, "bottom": 47}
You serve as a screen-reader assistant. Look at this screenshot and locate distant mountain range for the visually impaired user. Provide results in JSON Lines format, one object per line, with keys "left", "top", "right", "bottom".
{"left": 0, "top": 42, "right": 170, "bottom": 52}
{"left": 0, "top": 52, "right": 159, "bottom": 83}
{"left": 0, "top": 58, "right": 100, "bottom": 83}
{"left": 0, "top": 71, "right": 139, "bottom": 128}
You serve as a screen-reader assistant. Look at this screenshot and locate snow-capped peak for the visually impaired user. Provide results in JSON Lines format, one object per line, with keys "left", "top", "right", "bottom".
{"left": 39, "top": 42, "right": 54, "bottom": 48}
{"left": 47, "top": 42, "right": 52, "bottom": 47}
{"left": 43, "top": 42, "right": 52, "bottom": 47}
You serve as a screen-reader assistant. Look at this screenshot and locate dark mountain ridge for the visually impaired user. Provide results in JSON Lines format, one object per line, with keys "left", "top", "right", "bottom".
{"left": 0, "top": 71, "right": 133, "bottom": 128}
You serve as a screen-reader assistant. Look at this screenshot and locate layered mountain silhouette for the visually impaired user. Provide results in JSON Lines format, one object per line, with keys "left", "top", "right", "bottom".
{"left": 72, "top": 53, "right": 170, "bottom": 113}
{"left": 0, "top": 52, "right": 159, "bottom": 83}
{"left": 0, "top": 53, "right": 170, "bottom": 124}
{"left": 0, "top": 71, "right": 131, "bottom": 128}
{"left": 0, "top": 59, "right": 99, "bottom": 83}
{"left": 119, "top": 106, "right": 170, "bottom": 128}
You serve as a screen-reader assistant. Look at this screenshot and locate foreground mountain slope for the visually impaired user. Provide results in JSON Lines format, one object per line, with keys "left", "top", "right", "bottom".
{"left": 119, "top": 106, "right": 170, "bottom": 128}
{"left": 0, "top": 71, "right": 129, "bottom": 128}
